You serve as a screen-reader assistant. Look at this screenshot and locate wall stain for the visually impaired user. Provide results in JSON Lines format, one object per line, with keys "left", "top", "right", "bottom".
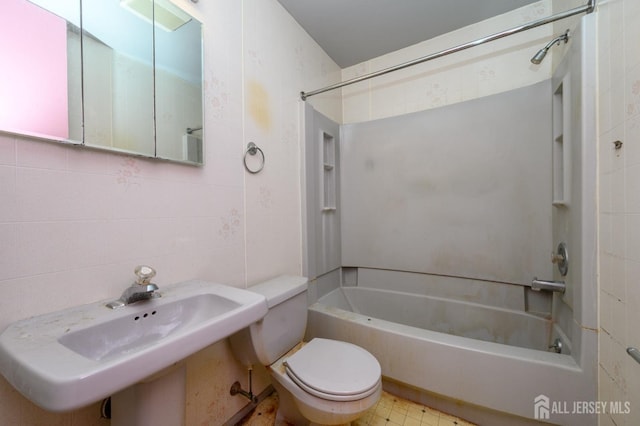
{"left": 247, "top": 80, "right": 271, "bottom": 131}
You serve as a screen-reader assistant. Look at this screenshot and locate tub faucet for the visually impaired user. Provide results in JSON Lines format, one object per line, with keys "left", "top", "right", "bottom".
{"left": 531, "top": 277, "right": 566, "bottom": 293}
{"left": 106, "top": 265, "right": 160, "bottom": 309}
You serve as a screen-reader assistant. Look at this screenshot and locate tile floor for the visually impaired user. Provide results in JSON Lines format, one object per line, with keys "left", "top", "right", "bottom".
{"left": 237, "top": 390, "right": 476, "bottom": 426}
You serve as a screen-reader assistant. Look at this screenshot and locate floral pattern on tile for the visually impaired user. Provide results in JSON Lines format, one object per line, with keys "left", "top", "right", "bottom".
{"left": 259, "top": 186, "right": 273, "bottom": 209}
{"left": 425, "top": 83, "right": 449, "bottom": 108}
{"left": 116, "top": 157, "right": 141, "bottom": 188}
{"left": 205, "top": 74, "right": 230, "bottom": 120}
{"left": 520, "top": 2, "right": 548, "bottom": 23}
{"left": 627, "top": 79, "right": 640, "bottom": 117}
{"left": 219, "top": 208, "right": 241, "bottom": 240}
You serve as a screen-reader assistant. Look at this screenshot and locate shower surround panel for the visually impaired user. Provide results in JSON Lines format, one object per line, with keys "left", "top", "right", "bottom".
{"left": 340, "top": 80, "right": 553, "bottom": 286}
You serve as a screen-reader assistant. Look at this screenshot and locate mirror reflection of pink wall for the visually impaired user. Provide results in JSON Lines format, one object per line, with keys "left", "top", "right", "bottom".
{"left": 1, "top": 0, "right": 69, "bottom": 139}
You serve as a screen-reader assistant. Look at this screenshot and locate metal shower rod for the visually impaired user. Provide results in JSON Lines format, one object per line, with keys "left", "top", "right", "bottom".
{"left": 300, "top": 0, "right": 595, "bottom": 101}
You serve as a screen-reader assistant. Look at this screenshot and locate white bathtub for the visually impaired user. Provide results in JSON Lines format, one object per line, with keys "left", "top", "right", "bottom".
{"left": 306, "top": 273, "right": 596, "bottom": 425}
{"left": 320, "top": 286, "right": 553, "bottom": 351}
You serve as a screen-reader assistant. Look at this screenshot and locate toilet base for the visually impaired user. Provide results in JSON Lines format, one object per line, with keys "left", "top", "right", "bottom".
{"left": 270, "top": 372, "right": 381, "bottom": 425}
{"left": 272, "top": 380, "right": 308, "bottom": 425}
{"left": 272, "top": 382, "right": 358, "bottom": 426}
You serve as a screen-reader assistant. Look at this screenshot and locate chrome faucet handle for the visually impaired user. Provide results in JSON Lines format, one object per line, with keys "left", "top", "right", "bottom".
{"left": 550, "top": 242, "right": 569, "bottom": 276}
{"left": 134, "top": 265, "right": 156, "bottom": 285}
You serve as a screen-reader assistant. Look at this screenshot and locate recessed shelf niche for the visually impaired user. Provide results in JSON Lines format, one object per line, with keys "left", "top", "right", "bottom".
{"left": 552, "top": 75, "right": 571, "bottom": 207}
{"left": 323, "top": 131, "right": 336, "bottom": 211}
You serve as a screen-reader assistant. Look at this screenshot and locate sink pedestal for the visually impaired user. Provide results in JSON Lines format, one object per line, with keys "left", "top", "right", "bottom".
{"left": 111, "top": 364, "right": 186, "bottom": 426}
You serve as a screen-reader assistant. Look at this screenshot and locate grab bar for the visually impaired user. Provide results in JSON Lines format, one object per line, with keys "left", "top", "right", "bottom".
{"left": 531, "top": 278, "right": 566, "bottom": 293}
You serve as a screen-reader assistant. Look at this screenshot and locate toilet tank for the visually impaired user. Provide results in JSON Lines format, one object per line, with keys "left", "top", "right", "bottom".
{"left": 230, "top": 276, "right": 308, "bottom": 366}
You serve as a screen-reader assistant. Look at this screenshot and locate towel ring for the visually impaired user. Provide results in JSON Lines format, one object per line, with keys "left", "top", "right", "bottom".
{"left": 244, "top": 142, "right": 265, "bottom": 174}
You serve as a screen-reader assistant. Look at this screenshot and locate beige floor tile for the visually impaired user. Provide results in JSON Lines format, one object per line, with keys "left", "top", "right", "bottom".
{"left": 236, "top": 389, "right": 475, "bottom": 426}
{"left": 438, "top": 412, "right": 478, "bottom": 426}
{"left": 368, "top": 414, "right": 390, "bottom": 426}
{"left": 377, "top": 398, "right": 394, "bottom": 409}
{"left": 420, "top": 410, "right": 440, "bottom": 426}
{"left": 393, "top": 399, "right": 412, "bottom": 413}
{"left": 406, "top": 405, "right": 425, "bottom": 420}
{"left": 403, "top": 417, "right": 422, "bottom": 426}
{"left": 388, "top": 409, "right": 407, "bottom": 424}
{"left": 373, "top": 404, "right": 392, "bottom": 419}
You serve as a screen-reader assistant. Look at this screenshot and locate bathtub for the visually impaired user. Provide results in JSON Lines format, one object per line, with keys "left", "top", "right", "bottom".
{"left": 305, "top": 271, "right": 596, "bottom": 426}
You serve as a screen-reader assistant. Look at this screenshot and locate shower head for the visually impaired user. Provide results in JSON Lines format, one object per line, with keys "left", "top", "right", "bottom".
{"left": 530, "top": 48, "right": 549, "bottom": 65}
{"left": 530, "top": 30, "right": 570, "bottom": 64}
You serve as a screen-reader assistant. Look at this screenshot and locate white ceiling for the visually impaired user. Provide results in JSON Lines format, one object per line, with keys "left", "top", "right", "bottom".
{"left": 276, "top": 0, "right": 540, "bottom": 68}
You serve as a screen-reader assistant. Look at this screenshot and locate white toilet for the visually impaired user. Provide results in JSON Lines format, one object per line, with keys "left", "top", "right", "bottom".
{"left": 229, "top": 276, "right": 381, "bottom": 425}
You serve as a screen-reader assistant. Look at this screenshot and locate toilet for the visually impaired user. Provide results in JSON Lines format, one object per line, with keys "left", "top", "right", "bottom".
{"left": 229, "top": 276, "right": 381, "bottom": 425}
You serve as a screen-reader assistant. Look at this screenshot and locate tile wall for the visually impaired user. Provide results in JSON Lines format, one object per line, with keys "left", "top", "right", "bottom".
{"left": 597, "top": 0, "right": 640, "bottom": 424}
{"left": 341, "top": 1, "right": 553, "bottom": 123}
{"left": 0, "top": 0, "right": 341, "bottom": 424}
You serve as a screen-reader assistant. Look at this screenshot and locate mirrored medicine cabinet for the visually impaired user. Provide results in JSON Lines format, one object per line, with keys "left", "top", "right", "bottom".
{"left": 1, "top": 0, "right": 204, "bottom": 165}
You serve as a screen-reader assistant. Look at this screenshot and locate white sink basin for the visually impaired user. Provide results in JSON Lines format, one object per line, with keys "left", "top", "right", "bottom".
{"left": 0, "top": 280, "right": 268, "bottom": 412}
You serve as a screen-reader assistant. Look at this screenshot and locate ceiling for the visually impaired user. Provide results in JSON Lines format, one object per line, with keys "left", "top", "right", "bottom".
{"left": 276, "top": 0, "right": 540, "bottom": 68}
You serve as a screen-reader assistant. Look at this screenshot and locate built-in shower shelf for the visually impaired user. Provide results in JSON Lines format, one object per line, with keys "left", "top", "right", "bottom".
{"left": 552, "top": 135, "right": 567, "bottom": 206}
{"left": 323, "top": 132, "right": 336, "bottom": 210}
{"left": 552, "top": 76, "right": 571, "bottom": 206}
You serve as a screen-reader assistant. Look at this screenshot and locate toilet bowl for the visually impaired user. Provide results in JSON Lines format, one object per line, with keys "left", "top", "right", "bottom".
{"left": 270, "top": 339, "right": 382, "bottom": 425}
{"left": 229, "top": 276, "right": 381, "bottom": 425}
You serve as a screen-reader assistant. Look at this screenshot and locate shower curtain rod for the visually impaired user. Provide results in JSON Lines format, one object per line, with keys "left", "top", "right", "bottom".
{"left": 300, "top": 0, "right": 595, "bottom": 101}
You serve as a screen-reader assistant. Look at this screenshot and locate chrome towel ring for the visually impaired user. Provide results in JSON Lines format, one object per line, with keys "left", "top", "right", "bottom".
{"left": 244, "top": 142, "right": 265, "bottom": 174}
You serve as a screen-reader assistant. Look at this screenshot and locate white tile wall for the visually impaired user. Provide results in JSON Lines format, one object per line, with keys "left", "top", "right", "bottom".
{"left": 0, "top": 0, "right": 341, "bottom": 424}
{"left": 341, "top": 0, "right": 554, "bottom": 123}
{"left": 597, "top": 0, "right": 640, "bottom": 424}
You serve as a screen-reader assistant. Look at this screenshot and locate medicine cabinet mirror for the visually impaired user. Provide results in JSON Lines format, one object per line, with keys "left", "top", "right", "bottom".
{"left": 1, "top": 0, "right": 204, "bottom": 165}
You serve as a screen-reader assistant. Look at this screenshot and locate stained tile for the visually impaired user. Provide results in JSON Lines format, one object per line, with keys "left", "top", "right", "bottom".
{"left": 236, "top": 390, "right": 475, "bottom": 426}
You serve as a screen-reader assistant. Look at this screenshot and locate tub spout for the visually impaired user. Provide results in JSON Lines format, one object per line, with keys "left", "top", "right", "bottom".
{"left": 531, "top": 278, "right": 566, "bottom": 293}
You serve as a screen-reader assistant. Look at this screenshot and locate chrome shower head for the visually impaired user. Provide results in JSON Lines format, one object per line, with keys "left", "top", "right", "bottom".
{"left": 531, "top": 30, "right": 570, "bottom": 64}
{"left": 530, "top": 48, "right": 549, "bottom": 65}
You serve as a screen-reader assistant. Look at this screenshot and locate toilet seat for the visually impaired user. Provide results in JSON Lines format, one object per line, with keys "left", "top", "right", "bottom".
{"left": 283, "top": 338, "right": 381, "bottom": 402}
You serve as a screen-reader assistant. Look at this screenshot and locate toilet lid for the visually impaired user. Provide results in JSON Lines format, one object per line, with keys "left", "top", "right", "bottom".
{"left": 284, "top": 338, "right": 381, "bottom": 402}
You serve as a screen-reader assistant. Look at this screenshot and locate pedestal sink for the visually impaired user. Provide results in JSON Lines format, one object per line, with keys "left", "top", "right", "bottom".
{"left": 0, "top": 279, "right": 268, "bottom": 422}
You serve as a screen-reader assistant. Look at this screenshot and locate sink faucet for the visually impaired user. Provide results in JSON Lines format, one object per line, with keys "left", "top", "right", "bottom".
{"left": 107, "top": 266, "right": 161, "bottom": 309}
